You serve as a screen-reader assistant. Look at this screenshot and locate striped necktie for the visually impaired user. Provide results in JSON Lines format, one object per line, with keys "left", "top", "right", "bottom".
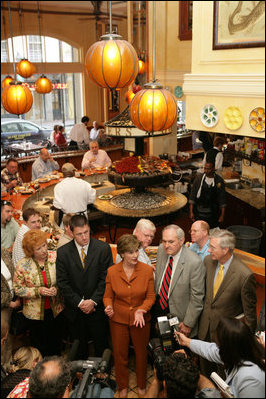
{"left": 213, "top": 264, "right": 224, "bottom": 298}
{"left": 80, "top": 247, "right": 86, "bottom": 268}
{"left": 159, "top": 256, "right": 173, "bottom": 310}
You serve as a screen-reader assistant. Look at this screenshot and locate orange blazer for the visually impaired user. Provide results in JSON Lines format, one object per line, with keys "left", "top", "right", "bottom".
{"left": 103, "top": 261, "right": 156, "bottom": 326}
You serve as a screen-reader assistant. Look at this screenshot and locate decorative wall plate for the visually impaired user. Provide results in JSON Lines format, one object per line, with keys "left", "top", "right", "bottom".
{"left": 223, "top": 106, "right": 243, "bottom": 130}
{"left": 174, "top": 86, "right": 183, "bottom": 98}
{"left": 249, "top": 107, "right": 265, "bottom": 132}
{"left": 200, "top": 104, "right": 219, "bottom": 127}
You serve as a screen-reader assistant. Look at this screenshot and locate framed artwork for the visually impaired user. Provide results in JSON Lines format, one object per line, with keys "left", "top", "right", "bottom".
{"left": 213, "top": 1, "right": 265, "bottom": 50}
{"left": 179, "top": 1, "right": 193, "bottom": 41}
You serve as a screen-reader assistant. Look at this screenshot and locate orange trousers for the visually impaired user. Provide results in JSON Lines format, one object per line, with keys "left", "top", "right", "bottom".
{"left": 109, "top": 320, "right": 150, "bottom": 390}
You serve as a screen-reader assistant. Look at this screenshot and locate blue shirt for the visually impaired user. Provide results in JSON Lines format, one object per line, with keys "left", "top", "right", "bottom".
{"left": 213, "top": 254, "right": 233, "bottom": 282}
{"left": 32, "top": 156, "right": 59, "bottom": 180}
{"left": 190, "top": 240, "right": 210, "bottom": 261}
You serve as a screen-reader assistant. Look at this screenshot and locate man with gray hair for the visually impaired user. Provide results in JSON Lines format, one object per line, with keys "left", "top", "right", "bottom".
{"left": 198, "top": 228, "right": 257, "bottom": 377}
{"left": 116, "top": 218, "right": 156, "bottom": 268}
{"left": 153, "top": 224, "right": 205, "bottom": 338}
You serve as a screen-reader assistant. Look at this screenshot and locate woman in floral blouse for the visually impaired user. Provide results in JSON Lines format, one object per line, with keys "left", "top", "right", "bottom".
{"left": 13, "top": 230, "right": 64, "bottom": 357}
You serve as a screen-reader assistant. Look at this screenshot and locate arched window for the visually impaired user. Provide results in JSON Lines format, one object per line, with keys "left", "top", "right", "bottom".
{"left": 1, "top": 35, "right": 79, "bottom": 63}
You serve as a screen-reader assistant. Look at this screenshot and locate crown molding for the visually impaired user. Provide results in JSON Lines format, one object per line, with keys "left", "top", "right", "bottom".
{"left": 183, "top": 73, "right": 265, "bottom": 98}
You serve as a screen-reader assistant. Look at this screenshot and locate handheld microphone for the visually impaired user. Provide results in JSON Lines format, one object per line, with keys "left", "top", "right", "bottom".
{"left": 98, "top": 348, "right": 112, "bottom": 373}
{"left": 167, "top": 313, "right": 180, "bottom": 333}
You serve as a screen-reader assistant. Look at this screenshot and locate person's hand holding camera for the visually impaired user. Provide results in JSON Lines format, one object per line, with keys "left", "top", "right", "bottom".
{"left": 134, "top": 309, "right": 147, "bottom": 328}
{"left": 104, "top": 305, "right": 114, "bottom": 318}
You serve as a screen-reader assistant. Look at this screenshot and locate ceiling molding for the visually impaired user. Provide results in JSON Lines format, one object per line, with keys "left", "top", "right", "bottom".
{"left": 183, "top": 73, "right": 265, "bottom": 98}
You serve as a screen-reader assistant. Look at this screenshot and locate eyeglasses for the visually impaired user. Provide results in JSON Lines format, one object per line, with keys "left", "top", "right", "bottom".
{"left": 1, "top": 200, "right": 13, "bottom": 207}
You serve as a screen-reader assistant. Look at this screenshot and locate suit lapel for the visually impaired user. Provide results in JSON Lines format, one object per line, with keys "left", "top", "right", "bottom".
{"left": 156, "top": 250, "right": 168, "bottom": 292}
{"left": 168, "top": 247, "right": 185, "bottom": 297}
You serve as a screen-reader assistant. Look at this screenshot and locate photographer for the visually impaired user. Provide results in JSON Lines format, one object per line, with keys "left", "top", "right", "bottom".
{"left": 176, "top": 317, "right": 265, "bottom": 398}
{"left": 145, "top": 351, "right": 221, "bottom": 398}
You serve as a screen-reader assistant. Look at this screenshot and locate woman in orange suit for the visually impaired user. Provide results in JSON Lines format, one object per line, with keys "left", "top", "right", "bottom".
{"left": 103, "top": 234, "right": 155, "bottom": 398}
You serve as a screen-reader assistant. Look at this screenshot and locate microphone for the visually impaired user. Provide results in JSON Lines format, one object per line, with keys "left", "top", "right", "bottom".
{"left": 211, "top": 372, "right": 234, "bottom": 398}
{"left": 98, "top": 348, "right": 112, "bottom": 373}
{"left": 167, "top": 313, "right": 180, "bottom": 333}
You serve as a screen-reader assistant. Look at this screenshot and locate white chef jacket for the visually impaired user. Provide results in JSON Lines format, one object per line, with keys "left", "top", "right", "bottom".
{"left": 69, "top": 123, "right": 90, "bottom": 145}
{"left": 53, "top": 177, "right": 96, "bottom": 214}
{"left": 89, "top": 128, "right": 100, "bottom": 140}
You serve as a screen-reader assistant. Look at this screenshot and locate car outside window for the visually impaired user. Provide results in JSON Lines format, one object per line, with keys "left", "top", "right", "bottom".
{"left": 1, "top": 122, "right": 20, "bottom": 133}
{"left": 18, "top": 122, "right": 39, "bottom": 133}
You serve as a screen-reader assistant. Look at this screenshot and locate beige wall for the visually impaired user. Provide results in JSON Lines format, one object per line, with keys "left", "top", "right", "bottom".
{"left": 184, "top": 1, "right": 265, "bottom": 138}
{"left": 147, "top": 1, "right": 192, "bottom": 155}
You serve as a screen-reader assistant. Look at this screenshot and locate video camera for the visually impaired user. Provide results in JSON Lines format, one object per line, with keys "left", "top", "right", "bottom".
{"left": 69, "top": 342, "right": 116, "bottom": 398}
{"left": 148, "top": 314, "right": 181, "bottom": 381}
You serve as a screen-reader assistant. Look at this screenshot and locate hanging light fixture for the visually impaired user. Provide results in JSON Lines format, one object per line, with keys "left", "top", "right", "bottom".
{"left": 1, "top": 13, "right": 14, "bottom": 89}
{"left": 85, "top": 1, "right": 138, "bottom": 89}
{"left": 1, "top": 1, "right": 33, "bottom": 115}
{"left": 137, "top": 1, "right": 146, "bottom": 75}
{"left": 16, "top": 3, "right": 36, "bottom": 78}
{"left": 130, "top": 1, "right": 177, "bottom": 134}
{"left": 35, "top": 1, "right": 52, "bottom": 94}
{"left": 138, "top": 59, "right": 145, "bottom": 75}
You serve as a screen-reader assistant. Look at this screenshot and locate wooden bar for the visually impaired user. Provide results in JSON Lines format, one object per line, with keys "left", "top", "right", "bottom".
{"left": 1, "top": 145, "right": 127, "bottom": 183}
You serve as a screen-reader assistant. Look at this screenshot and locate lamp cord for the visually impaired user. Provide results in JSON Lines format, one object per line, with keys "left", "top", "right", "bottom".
{"left": 18, "top": 2, "right": 26, "bottom": 59}
{"left": 109, "top": 1, "right": 112, "bottom": 33}
{"left": 7, "top": 0, "right": 16, "bottom": 79}
{"left": 37, "top": 1, "right": 44, "bottom": 63}
{"left": 152, "top": 0, "right": 155, "bottom": 83}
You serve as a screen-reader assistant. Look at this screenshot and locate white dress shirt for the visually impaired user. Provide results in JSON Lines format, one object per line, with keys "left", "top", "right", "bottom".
{"left": 53, "top": 177, "right": 96, "bottom": 215}
{"left": 32, "top": 157, "right": 59, "bottom": 180}
{"left": 81, "top": 149, "right": 112, "bottom": 169}
{"left": 159, "top": 248, "right": 182, "bottom": 296}
{"left": 69, "top": 123, "right": 90, "bottom": 145}
{"left": 90, "top": 128, "right": 100, "bottom": 140}
{"left": 12, "top": 224, "right": 30, "bottom": 267}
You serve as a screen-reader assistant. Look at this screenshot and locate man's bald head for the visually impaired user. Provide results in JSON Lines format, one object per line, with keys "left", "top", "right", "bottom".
{"left": 28, "top": 356, "right": 71, "bottom": 398}
{"left": 40, "top": 148, "right": 50, "bottom": 162}
{"left": 190, "top": 220, "right": 210, "bottom": 247}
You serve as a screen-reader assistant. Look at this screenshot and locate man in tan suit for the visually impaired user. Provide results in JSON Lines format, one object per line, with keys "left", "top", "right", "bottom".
{"left": 153, "top": 225, "right": 206, "bottom": 338}
{"left": 198, "top": 228, "right": 257, "bottom": 377}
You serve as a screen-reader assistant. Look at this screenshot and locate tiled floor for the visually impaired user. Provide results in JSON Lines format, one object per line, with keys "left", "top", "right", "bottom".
{"left": 111, "top": 348, "right": 154, "bottom": 397}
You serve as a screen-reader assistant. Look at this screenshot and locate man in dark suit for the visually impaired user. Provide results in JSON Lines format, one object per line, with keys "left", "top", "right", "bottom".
{"left": 198, "top": 228, "right": 257, "bottom": 377}
{"left": 56, "top": 215, "right": 113, "bottom": 359}
{"left": 153, "top": 225, "right": 205, "bottom": 338}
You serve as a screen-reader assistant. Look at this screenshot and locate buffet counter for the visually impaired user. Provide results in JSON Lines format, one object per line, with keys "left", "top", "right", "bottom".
{"left": 1, "top": 145, "right": 126, "bottom": 183}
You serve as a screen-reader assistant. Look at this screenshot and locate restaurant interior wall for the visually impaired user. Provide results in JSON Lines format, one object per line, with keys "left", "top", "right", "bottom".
{"left": 1, "top": 2, "right": 128, "bottom": 125}
{"left": 147, "top": 1, "right": 193, "bottom": 157}
{"left": 183, "top": 1, "right": 265, "bottom": 138}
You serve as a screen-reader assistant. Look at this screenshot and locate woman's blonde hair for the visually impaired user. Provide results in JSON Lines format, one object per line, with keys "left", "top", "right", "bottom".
{"left": 22, "top": 230, "right": 47, "bottom": 258}
{"left": 8, "top": 346, "right": 43, "bottom": 373}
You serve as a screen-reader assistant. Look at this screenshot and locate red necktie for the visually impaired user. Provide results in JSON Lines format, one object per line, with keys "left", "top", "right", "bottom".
{"left": 159, "top": 256, "right": 173, "bottom": 310}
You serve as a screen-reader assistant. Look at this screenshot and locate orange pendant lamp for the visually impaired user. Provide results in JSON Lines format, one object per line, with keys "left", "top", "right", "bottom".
{"left": 1, "top": 75, "right": 13, "bottom": 90}
{"left": 130, "top": 82, "right": 177, "bottom": 132}
{"left": 85, "top": 2, "right": 138, "bottom": 89}
{"left": 130, "top": 1, "right": 177, "bottom": 133}
{"left": 125, "top": 90, "right": 135, "bottom": 104}
{"left": 35, "top": 74, "right": 53, "bottom": 94}
{"left": 138, "top": 59, "right": 145, "bottom": 75}
{"left": 85, "top": 33, "right": 138, "bottom": 89}
{"left": 16, "top": 58, "right": 36, "bottom": 78}
{"left": 1, "top": 82, "right": 33, "bottom": 115}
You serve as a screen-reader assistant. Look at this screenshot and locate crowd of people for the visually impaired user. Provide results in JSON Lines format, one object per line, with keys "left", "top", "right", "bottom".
{"left": 1, "top": 123, "right": 265, "bottom": 398}
{"left": 1, "top": 199, "right": 265, "bottom": 397}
